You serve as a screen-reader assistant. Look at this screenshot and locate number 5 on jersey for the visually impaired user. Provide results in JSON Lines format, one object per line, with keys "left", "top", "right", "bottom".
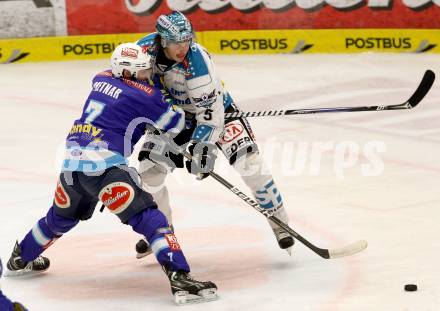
{"left": 203, "top": 109, "right": 213, "bottom": 121}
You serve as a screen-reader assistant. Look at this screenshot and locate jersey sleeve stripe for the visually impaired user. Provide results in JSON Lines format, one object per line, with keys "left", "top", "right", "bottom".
{"left": 153, "top": 106, "right": 184, "bottom": 133}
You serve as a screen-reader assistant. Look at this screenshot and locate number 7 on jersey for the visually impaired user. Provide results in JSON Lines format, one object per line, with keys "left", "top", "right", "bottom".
{"left": 85, "top": 100, "right": 105, "bottom": 123}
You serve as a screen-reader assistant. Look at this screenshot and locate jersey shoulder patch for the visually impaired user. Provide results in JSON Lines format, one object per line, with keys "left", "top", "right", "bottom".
{"left": 137, "top": 32, "right": 160, "bottom": 58}
{"left": 137, "top": 32, "right": 157, "bottom": 47}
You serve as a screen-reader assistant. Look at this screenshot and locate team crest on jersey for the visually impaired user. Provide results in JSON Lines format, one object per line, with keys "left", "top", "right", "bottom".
{"left": 99, "top": 182, "right": 134, "bottom": 215}
{"left": 192, "top": 89, "right": 217, "bottom": 108}
{"left": 121, "top": 47, "right": 138, "bottom": 59}
{"left": 54, "top": 180, "right": 70, "bottom": 209}
{"left": 165, "top": 234, "right": 181, "bottom": 251}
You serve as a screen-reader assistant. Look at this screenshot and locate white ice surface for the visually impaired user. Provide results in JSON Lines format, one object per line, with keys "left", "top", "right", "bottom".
{"left": 0, "top": 54, "right": 439, "bottom": 311}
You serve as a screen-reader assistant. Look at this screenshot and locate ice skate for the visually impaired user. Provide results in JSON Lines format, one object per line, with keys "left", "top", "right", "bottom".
{"left": 273, "top": 227, "right": 295, "bottom": 255}
{"left": 269, "top": 206, "right": 294, "bottom": 254}
{"left": 5, "top": 241, "right": 50, "bottom": 277}
{"left": 164, "top": 267, "right": 218, "bottom": 305}
{"left": 135, "top": 239, "right": 153, "bottom": 259}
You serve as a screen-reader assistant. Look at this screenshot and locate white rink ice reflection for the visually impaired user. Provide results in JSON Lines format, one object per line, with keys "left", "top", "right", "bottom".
{"left": 0, "top": 54, "right": 439, "bottom": 311}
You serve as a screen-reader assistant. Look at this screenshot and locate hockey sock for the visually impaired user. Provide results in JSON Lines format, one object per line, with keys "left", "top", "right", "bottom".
{"left": 254, "top": 179, "right": 283, "bottom": 210}
{"left": 128, "top": 208, "right": 190, "bottom": 272}
{"left": 20, "top": 207, "right": 79, "bottom": 262}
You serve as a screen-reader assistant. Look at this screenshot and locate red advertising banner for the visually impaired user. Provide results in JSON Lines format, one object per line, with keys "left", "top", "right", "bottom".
{"left": 66, "top": 0, "right": 440, "bottom": 35}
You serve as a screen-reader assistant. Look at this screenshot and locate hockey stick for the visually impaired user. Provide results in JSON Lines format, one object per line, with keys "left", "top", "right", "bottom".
{"left": 225, "top": 69, "right": 435, "bottom": 119}
{"left": 206, "top": 169, "right": 367, "bottom": 259}
{"left": 176, "top": 146, "right": 367, "bottom": 259}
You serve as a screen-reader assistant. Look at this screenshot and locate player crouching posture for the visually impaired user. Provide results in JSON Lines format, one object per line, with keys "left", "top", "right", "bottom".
{"left": 4, "top": 43, "right": 217, "bottom": 305}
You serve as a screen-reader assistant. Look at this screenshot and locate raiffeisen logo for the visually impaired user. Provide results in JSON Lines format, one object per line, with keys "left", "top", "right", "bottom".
{"left": 125, "top": 0, "right": 440, "bottom": 14}
{"left": 0, "top": 49, "right": 30, "bottom": 64}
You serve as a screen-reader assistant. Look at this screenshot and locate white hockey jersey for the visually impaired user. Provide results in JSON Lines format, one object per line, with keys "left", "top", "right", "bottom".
{"left": 137, "top": 33, "right": 233, "bottom": 144}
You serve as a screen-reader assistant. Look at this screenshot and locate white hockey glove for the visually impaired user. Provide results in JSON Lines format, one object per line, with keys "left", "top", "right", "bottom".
{"left": 185, "top": 141, "right": 217, "bottom": 180}
{"left": 138, "top": 128, "right": 184, "bottom": 169}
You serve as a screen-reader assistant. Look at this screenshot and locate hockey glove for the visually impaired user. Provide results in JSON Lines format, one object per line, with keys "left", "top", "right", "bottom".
{"left": 138, "top": 130, "right": 184, "bottom": 169}
{"left": 185, "top": 142, "right": 217, "bottom": 180}
{"left": 138, "top": 141, "right": 184, "bottom": 169}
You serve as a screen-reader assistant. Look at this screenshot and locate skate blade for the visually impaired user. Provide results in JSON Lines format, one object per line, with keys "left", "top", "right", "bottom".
{"left": 3, "top": 267, "right": 48, "bottom": 278}
{"left": 136, "top": 249, "right": 153, "bottom": 259}
{"left": 174, "top": 289, "right": 218, "bottom": 305}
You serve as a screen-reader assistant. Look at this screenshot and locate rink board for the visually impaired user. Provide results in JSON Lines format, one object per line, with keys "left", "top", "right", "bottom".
{"left": 0, "top": 29, "right": 438, "bottom": 64}
{"left": 202, "top": 29, "right": 439, "bottom": 54}
{"left": 0, "top": 33, "right": 143, "bottom": 64}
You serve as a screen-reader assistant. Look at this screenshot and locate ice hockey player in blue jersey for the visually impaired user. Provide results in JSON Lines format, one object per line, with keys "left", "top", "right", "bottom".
{"left": 134, "top": 11, "right": 294, "bottom": 259}
{"left": 0, "top": 258, "right": 28, "bottom": 311}
{"left": 4, "top": 43, "right": 217, "bottom": 305}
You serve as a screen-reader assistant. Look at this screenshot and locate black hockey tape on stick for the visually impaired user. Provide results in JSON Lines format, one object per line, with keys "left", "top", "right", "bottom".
{"left": 225, "top": 70, "right": 435, "bottom": 119}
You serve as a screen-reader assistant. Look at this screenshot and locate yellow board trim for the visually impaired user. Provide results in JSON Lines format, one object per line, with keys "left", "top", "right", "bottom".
{"left": 0, "top": 33, "right": 143, "bottom": 63}
{"left": 0, "top": 29, "right": 438, "bottom": 63}
{"left": 201, "top": 29, "right": 439, "bottom": 54}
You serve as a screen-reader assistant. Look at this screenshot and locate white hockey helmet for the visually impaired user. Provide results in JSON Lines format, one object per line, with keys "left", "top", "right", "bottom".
{"left": 111, "top": 43, "right": 151, "bottom": 79}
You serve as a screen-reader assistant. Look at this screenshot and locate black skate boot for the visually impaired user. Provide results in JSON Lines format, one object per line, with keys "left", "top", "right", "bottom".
{"left": 5, "top": 241, "right": 50, "bottom": 276}
{"left": 164, "top": 267, "right": 218, "bottom": 305}
{"left": 269, "top": 206, "right": 294, "bottom": 254}
{"left": 273, "top": 228, "right": 295, "bottom": 254}
{"left": 135, "top": 239, "right": 152, "bottom": 259}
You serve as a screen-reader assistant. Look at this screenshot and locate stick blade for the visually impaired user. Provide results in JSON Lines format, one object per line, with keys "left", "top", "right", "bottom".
{"left": 328, "top": 240, "right": 368, "bottom": 259}
{"left": 405, "top": 69, "right": 436, "bottom": 108}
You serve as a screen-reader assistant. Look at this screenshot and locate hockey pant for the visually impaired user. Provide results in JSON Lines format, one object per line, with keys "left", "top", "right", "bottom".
{"left": 19, "top": 167, "right": 190, "bottom": 272}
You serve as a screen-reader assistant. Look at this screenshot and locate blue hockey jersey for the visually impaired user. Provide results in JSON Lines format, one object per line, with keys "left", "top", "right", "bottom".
{"left": 62, "top": 70, "right": 184, "bottom": 172}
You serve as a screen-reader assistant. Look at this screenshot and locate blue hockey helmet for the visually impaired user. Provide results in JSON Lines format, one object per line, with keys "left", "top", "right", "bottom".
{"left": 156, "top": 11, "right": 194, "bottom": 46}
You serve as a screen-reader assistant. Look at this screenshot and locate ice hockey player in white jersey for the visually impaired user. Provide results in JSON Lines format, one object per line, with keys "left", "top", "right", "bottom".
{"left": 134, "top": 11, "right": 294, "bottom": 258}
